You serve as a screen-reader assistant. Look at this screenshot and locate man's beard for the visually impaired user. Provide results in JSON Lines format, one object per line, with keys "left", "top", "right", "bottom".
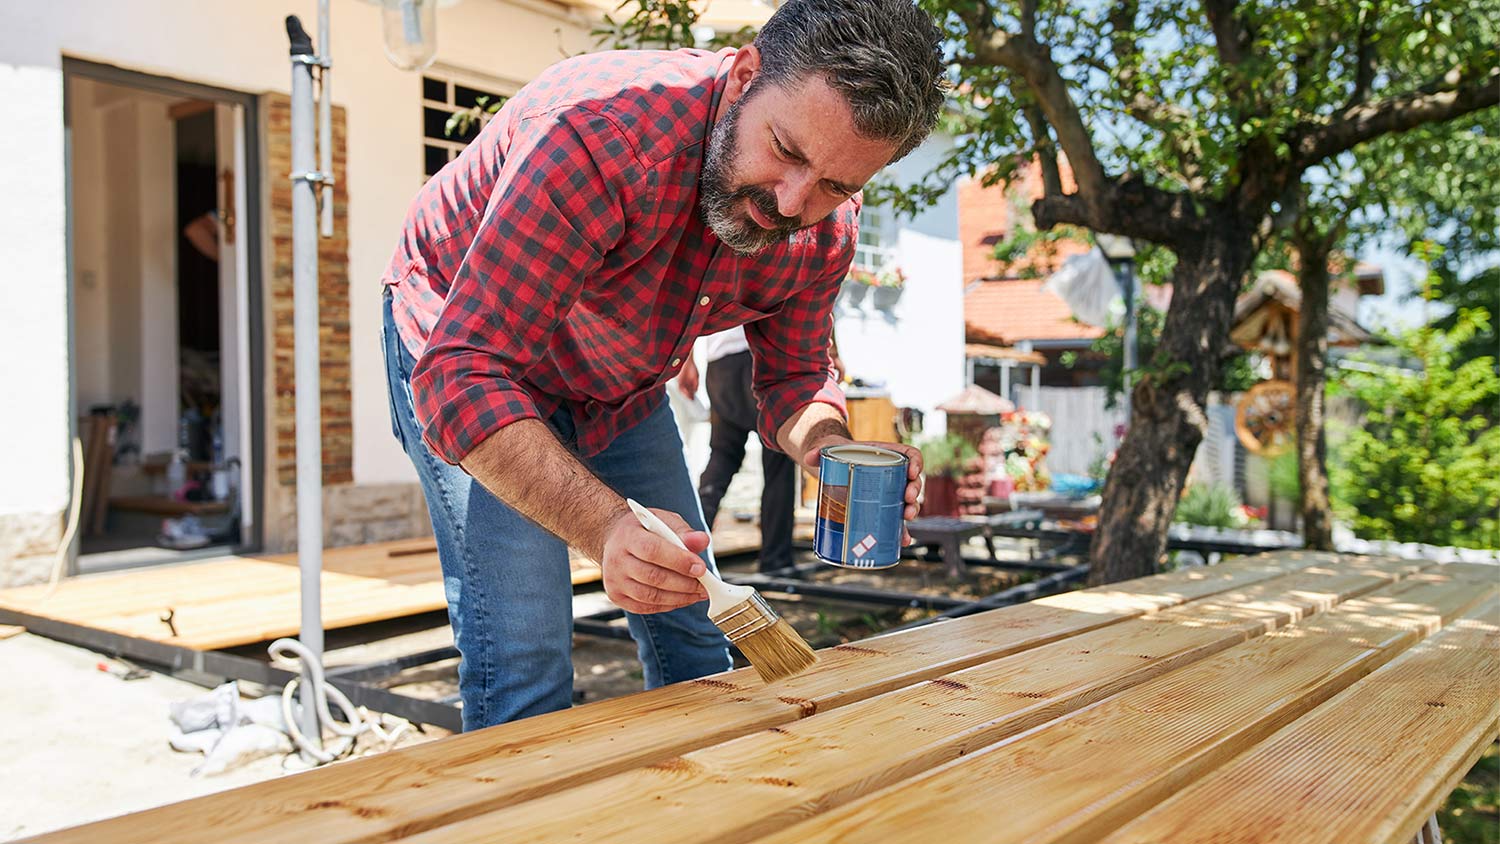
{"left": 699, "top": 94, "right": 803, "bottom": 256}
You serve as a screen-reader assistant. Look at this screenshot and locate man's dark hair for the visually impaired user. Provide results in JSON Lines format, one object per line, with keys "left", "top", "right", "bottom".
{"left": 753, "top": 0, "right": 946, "bottom": 161}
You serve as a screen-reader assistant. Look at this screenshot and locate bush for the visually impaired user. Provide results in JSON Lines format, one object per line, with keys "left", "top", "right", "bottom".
{"left": 918, "top": 433, "right": 978, "bottom": 479}
{"left": 1331, "top": 309, "right": 1500, "bottom": 549}
{"left": 1175, "top": 484, "right": 1245, "bottom": 529}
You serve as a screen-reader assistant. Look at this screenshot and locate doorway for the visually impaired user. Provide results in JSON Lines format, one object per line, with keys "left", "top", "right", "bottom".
{"left": 65, "top": 60, "right": 263, "bottom": 572}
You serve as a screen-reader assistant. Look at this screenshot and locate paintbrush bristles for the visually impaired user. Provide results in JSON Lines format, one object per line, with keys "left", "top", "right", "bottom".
{"left": 734, "top": 616, "right": 818, "bottom": 683}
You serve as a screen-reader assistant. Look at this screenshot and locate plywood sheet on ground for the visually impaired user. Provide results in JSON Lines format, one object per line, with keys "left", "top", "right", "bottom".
{"left": 0, "top": 536, "right": 602, "bottom": 651}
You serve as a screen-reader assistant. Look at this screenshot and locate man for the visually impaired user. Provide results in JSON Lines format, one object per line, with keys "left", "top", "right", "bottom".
{"left": 381, "top": 0, "right": 944, "bottom": 731}
{"left": 678, "top": 326, "right": 844, "bottom": 573}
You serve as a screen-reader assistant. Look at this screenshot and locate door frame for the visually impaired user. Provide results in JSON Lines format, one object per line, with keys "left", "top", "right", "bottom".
{"left": 62, "top": 57, "right": 266, "bottom": 565}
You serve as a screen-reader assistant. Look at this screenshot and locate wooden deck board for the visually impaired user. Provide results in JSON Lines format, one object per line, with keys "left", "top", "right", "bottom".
{"left": 750, "top": 569, "right": 1496, "bottom": 844}
{"left": 1100, "top": 594, "right": 1500, "bottom": 844}
{"left": 0, "top": 535, "right": 609, "bottom": 650}
{"left": 30, "top": 550, "right": 1345, "bottom": 844}
{"left": 388, "top": 559, "right": 1430, "bottom": 844}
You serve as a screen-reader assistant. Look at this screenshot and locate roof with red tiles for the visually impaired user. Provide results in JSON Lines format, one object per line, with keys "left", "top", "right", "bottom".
{"left": 964, "top": 278, "right": 1104, "bottom": 345}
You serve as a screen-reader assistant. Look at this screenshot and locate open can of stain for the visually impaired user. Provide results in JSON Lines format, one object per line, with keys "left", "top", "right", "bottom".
{"left": 814, "top": 444, "right": 908, "bottom": 569}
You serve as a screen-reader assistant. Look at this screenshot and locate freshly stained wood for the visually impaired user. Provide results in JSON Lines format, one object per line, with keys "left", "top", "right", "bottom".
{"left": 1101, "top": 595, "right": 1500, "bottom": 844}
{"left": 391, "top": 558, "right": 1428, "bottom": 844}
{"left": 31, "top": 550, "right": 1339, "bottom": 844}
{"left": 753, "top": 570, "right": 1496, "bottom": 844}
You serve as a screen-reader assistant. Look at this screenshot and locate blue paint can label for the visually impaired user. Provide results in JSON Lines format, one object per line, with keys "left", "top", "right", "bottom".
{"left": 815, "top": 445, "right": 908, "bottom": 569}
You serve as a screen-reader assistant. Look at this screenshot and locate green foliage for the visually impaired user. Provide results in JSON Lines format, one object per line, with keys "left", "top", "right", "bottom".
{"left": 905, "top": 0, "right": 1500, "bottom": 206}
{"left": 1268, "top": 448, "right": 1301, "bottom": 502}
{"left": 918, "top": 433, "right": 978, "bottom": 479}
{"left": 1413, "top": 241, "right": 1500, "bottom": 376}
{"left": 1080, "top": 299, "right": 1257, "bottom": 409}
{"left": 1331, "top": 308, "right": 1500, "bottom": 548}
{"left": 1439, "top": 742, "right": 1500, "bottom": 844}
{"left": 592, "top": 0, "right": 753, "bottom": 51}
{"left": 988, "top": 192, "right": 1087, "bottom": 278}
{"left": 1174, "top": 484, "right": 1244, "bottom": 530}
{"left": 445, "top": 94, "right": 506, "bottom": 143}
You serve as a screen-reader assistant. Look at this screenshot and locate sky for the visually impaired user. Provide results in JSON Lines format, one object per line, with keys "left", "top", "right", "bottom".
{"left": 1354, "top": 243, "right": 1448, "bottom": 335}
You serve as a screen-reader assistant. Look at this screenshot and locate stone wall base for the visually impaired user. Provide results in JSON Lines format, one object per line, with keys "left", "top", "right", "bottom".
{"left": 261, "top": 482, "right": 433, "bottom": 553}
{"left": 0, "top": 510, "right": 65, "bottom": 587}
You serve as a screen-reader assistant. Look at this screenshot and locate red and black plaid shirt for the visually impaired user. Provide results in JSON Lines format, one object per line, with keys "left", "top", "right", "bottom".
{"left": 383, "top": 48, "right": 856, "bottom": 463}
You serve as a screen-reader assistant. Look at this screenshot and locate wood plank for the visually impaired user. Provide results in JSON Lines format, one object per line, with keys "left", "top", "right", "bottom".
{"left": 261, "top": 539, "right": 602, "bottom": 586}
{"left": 0, "top": 557, "right": 450, "bottom": 650}
{"left": 1100, "top": 595, "right": 1500, "bottom": 844}
{"left": 0, "top": 561, "right": 310, "bottom": 616}
{"left": 749, "top": 569, "right": 1497, "bottom": 844}
{"left": 0, "top": 535, "right": 565, "bottom": 648}
{"left": 386, "top": 558, "right": 1430, "bottom": 844}
{"left": 90, "top": 580, "right": 447, "bottom": 650}
{"left": 30, "top": 550, "right": 1343, "bottom": 844}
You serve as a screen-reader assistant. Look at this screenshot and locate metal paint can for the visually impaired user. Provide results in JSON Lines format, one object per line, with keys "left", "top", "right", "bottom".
{"left": 815, "top": 444, "right": 908, "bottom": 569}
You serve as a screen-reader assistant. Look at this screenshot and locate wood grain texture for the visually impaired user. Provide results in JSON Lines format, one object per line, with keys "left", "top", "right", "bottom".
{"left": 751, "top": 569, "right": 1496, "bottom": 844}
{"left": 387, "top": 559, "right": 1427, "bottom": 844}
{"left": 26, "top": 551, "right": 1340, "bottom": 844}
{"left": 0, "top": 536, "right": 598, "bottom": 649}
{"left": 1100, "top": 594, "right": 1500, "bottom": 844}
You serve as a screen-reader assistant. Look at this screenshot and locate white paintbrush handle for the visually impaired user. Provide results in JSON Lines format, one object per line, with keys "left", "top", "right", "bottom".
{"left": 626, "top": 499, "right": 756, "bottom": 617}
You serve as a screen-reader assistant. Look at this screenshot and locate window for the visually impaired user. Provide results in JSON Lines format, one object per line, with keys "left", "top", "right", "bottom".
{"left": 853, "top": 203, "right": 895, "bottom": 271}
{"left": 420, "top": 69, "right": 514, "bottom": 178}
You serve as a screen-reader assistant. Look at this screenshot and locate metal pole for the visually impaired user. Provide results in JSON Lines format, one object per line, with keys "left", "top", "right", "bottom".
{"left": 317, "top": 0, "right": 333, "bottom": 238}
{"left": 286, "top": 15, "right": 324, "bottom": 759}
{"left": 1120, "top": 259, "right": 1138, "bottom": 425}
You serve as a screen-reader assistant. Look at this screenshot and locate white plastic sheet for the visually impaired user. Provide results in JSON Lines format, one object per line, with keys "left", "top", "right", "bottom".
{"left": 1042, "top": 247, "right": 1123, "bottom": 328}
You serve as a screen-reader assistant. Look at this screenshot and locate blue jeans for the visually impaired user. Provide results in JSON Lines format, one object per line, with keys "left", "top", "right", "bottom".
{"left": 381, "top": 292, "right": 731, "bottom": 730}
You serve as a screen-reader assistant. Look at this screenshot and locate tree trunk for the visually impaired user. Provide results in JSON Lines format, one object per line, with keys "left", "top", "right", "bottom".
{"left": 1089, "top": 231, "right": 1254, "bottom": 585}
{"left": 1294, "top": 241, "right": 1335, "bottom": 550}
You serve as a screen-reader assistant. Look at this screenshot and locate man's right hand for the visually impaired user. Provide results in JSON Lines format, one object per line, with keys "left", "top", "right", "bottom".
{"left": 599, "top": 508, "right": 711, "bottom": 614}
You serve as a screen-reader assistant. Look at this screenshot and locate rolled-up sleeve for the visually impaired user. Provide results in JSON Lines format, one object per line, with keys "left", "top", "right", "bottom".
{"left": 745, "top": 264, "right": 848, "bottom": 452}
{"left": 410, "top": 108, "right": 642, "bottom": 464}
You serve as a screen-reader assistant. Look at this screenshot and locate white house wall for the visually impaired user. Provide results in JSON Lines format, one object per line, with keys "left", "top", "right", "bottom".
{"left": 834, "top": 228, "right": 963, "bottom": 436}
{"left": 833, "top": 138, "right": 964, "bottom": 437}
{"left": 0, "top": 0, "right": 595, "bottom": 567}
{"left": 0, "top": 61, "right": 69, "bottom": 569}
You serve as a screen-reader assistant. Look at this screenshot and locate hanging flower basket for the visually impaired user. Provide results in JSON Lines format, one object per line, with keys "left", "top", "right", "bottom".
{"left": 873, "top": 283, "right": 904, "bottom": 310}
{"left": 840, "top": 278, "right": 870, "bottom": 308}
{"left": 846, "top": 265, "right": 906, "bottom": 311}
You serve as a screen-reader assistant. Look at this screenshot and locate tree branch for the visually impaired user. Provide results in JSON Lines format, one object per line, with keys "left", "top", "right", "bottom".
{"left": 1109, "top": 0, "right": 1204, "bottom": 189}
{"left": 972, "top": 27, "right": 1108, "bottom": 203}
{"left": 1346, "top": 2, "right": 1378, "bottom": 109}
{"left": 1294, "top": 63, "right": 1500, "bottom": 168}
{"left": 1201, "top": 0, "right": 1251, "bottom": 67}
{"left": 1022, "top": 103, "right": 1063, "bottom": 196}
{"left": 1032, "top": 173, "right": 1205, "bottom": 244}
{"left": 1202, "top": 0, "right": 1261, "bottom": 117}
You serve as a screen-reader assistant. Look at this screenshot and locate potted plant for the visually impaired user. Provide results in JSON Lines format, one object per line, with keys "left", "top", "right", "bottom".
{"left": 845, "top": 265, "right": 906, "bottom": 311}
{"left": 839, "top": 277, "right": 870, "bottom": 308}
{"left": 918, "top": 433, "right": 978, "bottom": 518}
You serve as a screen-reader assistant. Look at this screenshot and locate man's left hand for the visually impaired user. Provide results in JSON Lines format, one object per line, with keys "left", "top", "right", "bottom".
{"left": 675, "top": 356, "right": 700, "bottom": 400}
{"left": 798, "top": 436, "right": 923, "bottom": 545}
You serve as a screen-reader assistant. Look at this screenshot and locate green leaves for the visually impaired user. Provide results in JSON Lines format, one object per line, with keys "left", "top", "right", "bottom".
{"left": 1331, "top": 308, "right": 1500, "bottom": 549}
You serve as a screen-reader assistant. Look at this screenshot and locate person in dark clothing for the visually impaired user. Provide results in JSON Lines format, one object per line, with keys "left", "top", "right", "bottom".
{"left": 678, "top": 326, "right": 844, "bottom": 573}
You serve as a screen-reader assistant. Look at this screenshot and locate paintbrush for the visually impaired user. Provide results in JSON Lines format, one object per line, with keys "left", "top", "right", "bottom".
{"left": 627, "top": 499, "right": 817, "bottom": 683}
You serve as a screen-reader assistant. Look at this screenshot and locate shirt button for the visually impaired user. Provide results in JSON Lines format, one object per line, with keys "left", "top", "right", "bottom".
{"left": 670, "top": 357, "right": 681, "bottom": 367}
{"left": 698, "top": 296, "right": 710, "bottom": 306}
